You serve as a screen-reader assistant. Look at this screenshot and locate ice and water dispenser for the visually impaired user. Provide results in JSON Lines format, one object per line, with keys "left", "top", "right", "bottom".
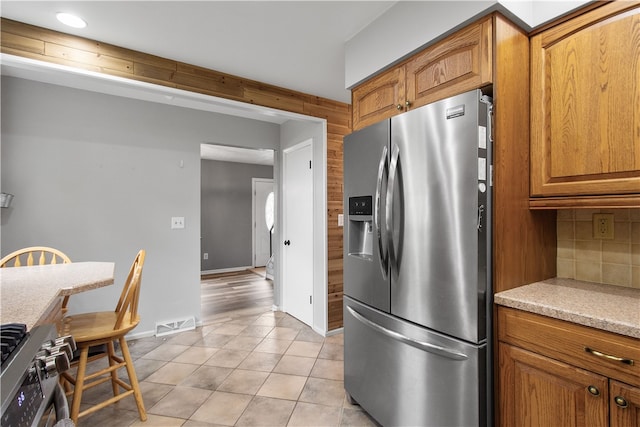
{"left": 347, "top": 196, "right": 373, "bottom": 260}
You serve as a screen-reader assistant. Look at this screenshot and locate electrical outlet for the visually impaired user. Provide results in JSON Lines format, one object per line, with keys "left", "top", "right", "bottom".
{"left": 171, "top": 216, "right": 185, "bottom": 229}
{"left": 203, "top": 253, "right": 208, "bottom": 260}
{"left": 592, "top": 213, "right": 614, "bottom": 240}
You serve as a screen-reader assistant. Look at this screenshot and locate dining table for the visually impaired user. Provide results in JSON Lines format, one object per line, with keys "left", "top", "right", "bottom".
{"left": 0, "top": 261, "right": 115, "bottom": 330}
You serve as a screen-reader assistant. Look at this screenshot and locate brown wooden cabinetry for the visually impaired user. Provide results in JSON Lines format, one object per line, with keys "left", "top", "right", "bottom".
{"left": 352, "top": 16, "right": 492, "bottom": 131}
{"left": 530, "top": 2, "right": 640, "bottom": 208}
{"left": 498, "top": 306, "right": 640, "bottom": 426}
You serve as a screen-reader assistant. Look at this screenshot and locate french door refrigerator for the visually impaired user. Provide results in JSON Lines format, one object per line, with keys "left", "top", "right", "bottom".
{"left": 343, "top": 89, "right": 493, "bottom": 427}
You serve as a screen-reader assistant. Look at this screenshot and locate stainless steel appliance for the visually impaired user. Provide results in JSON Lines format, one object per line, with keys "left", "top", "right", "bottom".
{"left": 343, "top": 89, "right": 493, "bottom": 427}
{"left": 1, "top": 323, "right": 76, "bottom": 427}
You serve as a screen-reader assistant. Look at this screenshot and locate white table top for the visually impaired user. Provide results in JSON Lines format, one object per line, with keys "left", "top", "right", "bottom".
{"left": 0, "top": 262, "right": 115, "bottom": 329}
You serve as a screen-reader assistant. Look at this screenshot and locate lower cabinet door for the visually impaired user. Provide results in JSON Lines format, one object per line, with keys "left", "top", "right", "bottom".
{"left": 610, "top": 380, "right": 640, "bottom": 427}
{"left": 499, "top": 343, "right": 608, "bottom": 427}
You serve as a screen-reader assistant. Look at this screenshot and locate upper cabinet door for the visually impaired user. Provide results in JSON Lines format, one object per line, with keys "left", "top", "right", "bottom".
{"left": 352, "top": 66, "right": 405, "bottom": 131}
{"left": 405, "top": 16, "right": 492, "bottom": 111}
{"left": 530, "top": 2, "right": 640, "bottom": 199}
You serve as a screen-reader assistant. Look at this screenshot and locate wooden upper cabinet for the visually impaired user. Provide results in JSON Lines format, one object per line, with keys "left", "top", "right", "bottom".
{"left": 530, "top": 2, "right": 640, "bottom": 202}
{"left": 405, "top": 16, "right": 492, "bottom": 111}
{"left": 352, "top": 66, "right": 405, "bottom": 130}
{"left": 352, "top": 16, "right": 492, "bottom": 131}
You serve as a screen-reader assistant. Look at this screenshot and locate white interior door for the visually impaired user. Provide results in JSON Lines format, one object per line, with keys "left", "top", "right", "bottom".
{"left": 283, "top": 140, "right": 313, "bottom": 326}
{"left": 253, "top": 178, "right": 274, "bottom": 267}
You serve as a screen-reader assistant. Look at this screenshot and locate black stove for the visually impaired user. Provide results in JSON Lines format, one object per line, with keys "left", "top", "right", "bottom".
{"left": 0, "top": 323, "right": 75, "bottom": 427}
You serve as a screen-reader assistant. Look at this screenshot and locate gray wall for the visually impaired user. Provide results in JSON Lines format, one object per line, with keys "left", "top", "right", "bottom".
{"left": 200, "top": 159, "right": 273, "bottom": 271}
{"left": 1, "top": 76, "right": 280, "bottom": 335}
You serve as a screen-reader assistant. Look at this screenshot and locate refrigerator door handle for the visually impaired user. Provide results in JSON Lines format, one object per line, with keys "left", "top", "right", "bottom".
{"left": 375, "top": 145, "right": 389, "bottom": 279}
{"left": 346, "top": 306, "right": 469, "bottom": 361}
{"left": 386, "top": 144, "right": 400, "bottom": 271}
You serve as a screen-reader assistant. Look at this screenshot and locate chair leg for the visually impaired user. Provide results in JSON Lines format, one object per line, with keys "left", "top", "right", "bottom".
{"left": 119, "top": 337, "right": 147, "bottom": 421}
{"left": 70, "top": 346, "right": 90, "bottom": 424}
{"left": 106, "top": 340, "right": 120, "bottom": 397}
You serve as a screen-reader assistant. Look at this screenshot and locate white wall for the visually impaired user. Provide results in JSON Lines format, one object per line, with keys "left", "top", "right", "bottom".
{"left": 345, "top": 0, "right": 592, "bottom": 89}
{"left": 279, "top": 119, "right": 328, "bottom": 334}
{"left": 1, "top": 76, "right": 280, "bottom": 335}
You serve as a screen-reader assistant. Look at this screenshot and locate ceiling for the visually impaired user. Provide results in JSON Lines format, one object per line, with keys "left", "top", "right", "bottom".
{"left": 0, "top": 1, "right": 396, "bottom": 104}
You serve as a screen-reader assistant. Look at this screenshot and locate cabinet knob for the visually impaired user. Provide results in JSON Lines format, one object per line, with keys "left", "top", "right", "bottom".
{"left": 405, "top": 100, "right": 412, "bottom": 108}
{"left": 396, "top": 104, "right": 403, "bottom": 111}
{"left": 587, "top": 385, "right": 600, "bottom": 396}
{"left": 614, "top": 396, "right": 628, "bottom": 408}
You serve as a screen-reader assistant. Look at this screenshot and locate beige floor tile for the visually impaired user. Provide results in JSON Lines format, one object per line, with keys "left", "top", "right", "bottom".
{"left": 204, "top": 349, "right": 250, "bottom": 368}
{"left": 236, "top": 396, "right": 296, "bottom": 426}
{"left": 76, "top": 403, "right": 141, "bottom": 427}
{"left": 288, "top": 401, "right": 342, "bottom": 427}
{"left": 112, "top": 381, "right": 173, "bottom": 413}
{"left": 299, "top": 377, "right": 345, "bottom": 407}
{"left": 295, "top": 327, "right": 325, "bottom": 343}
{"left": 254, "top": 338, "right": 292, "bottom": 354}
{"left": 214, "top": 323, "right": 248, "bottom": 335}
{"left": 218, "top": 369, "right": 270, "bottom": 394}
{"left": 324, "top": 334, "right": 344, "bottom": 346}
{"left": 179, "top": 365, "right": 234, "bottom": 390}
{"left": 146, "top": 362, "right": 200, "bottom": 385}
{"left": 130, "top": 413, "right": 186, "bottom": 426}
{"left": 148, "top": 386, "right": 212, "bottom": 419}
{"left": 238, "top": 351, "right": 283, "bottom": 372}
{"left": 196, "top": 333, "right": 235, "bottom": 348}
{"left": 285, "top": 341, "right": 322, "bottom": 358}
{"left": 311, "top": 359, "right": 344, "bottom": 381}
{"left": 340, "top": 407, "right": 380, "bottom": 426}
{"left": 142, "top": 343, "right": 190, "bottom": 361}
{"left": 223, "top": 335, "right": 264, "bottom": 351}
{"left": 277, "top": 316, "right": 307, "bottom": 329}
{"left": 240, "top": 324, "right": 275, "bottom": 338}
{"left": 130, "top": 358, "right": 168, "bottom": 381}
{"left": 257, "top": 373, "right": 308, "bottom": 400}
{"left": 173, "top": 346, "right": 219, "bottom": 364}
{"left": 319, "top": 343, "right": 344, "bottom": 361}
{"left": 267, "top": 326, "right": 301, "bottom": 341}
{"left": 166, "top": 329, "right": 205, "bottom": 346}
{"left": 253, "top": 316, "right": 278, "bottom": 326}
{"left": 273, "top": 355, "right": 316, "bottom": 376}
{"left": 190, "top": 391, "right": 253, "bottom": 426}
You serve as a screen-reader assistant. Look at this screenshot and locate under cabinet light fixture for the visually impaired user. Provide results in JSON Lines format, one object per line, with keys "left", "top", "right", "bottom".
{"left": 56, "top": 12, "right": 87, "bottom": 29}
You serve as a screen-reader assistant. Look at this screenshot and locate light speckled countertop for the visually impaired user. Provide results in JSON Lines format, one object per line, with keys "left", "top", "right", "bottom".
{"left": 0, "top": 262, "right": 115, "bottom": 329}
{"left": 495, "top": 278, "right": 640, "bottom": 339}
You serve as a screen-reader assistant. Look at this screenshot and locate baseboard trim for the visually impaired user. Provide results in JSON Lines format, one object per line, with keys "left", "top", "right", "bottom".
{"left": 200, "top": 265, "right": 253, "bottom": 276}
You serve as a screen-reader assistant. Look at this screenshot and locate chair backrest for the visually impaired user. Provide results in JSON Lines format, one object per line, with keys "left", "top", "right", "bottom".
{"left": 0, "top": 246, "right": 71, "bottom": 268}
{"left": 114, "top": 250, "right": 146, "bottom": 330}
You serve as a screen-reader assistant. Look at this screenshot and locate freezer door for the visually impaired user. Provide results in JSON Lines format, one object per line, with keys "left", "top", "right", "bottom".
{"left": 389, "top": 89, "right": 489, "bottom": 343}
{"left": 344, "top": 296, "right": 486, "bottom": 427}
{"left": 343, "top": 120, "right": 391, "bottom": 312}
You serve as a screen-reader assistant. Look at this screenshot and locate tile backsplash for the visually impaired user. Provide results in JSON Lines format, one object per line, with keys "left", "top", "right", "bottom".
{"left": 557, "top": 209, "right": 640, "bottom": 289}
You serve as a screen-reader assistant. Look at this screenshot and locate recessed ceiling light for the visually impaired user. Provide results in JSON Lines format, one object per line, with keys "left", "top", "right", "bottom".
{"left": 56, "top": 12, "right": 87, "bottom": 29}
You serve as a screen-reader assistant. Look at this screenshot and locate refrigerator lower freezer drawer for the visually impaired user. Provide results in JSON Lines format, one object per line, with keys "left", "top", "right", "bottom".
{"left": 344, "top": 296, "right": 487, "bottom": 427}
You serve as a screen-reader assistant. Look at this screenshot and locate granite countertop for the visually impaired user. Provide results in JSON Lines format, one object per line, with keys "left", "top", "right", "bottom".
{"left": 0, "top": 262, "right": 115, "bottom": 329}
{"left": 495, "top": 278, "right": 640, "bottom": 339}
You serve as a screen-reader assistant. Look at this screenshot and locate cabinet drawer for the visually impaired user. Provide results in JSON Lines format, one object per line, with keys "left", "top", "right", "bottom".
{"left": 498, "top": 306, "right": 640, "bottom": 386}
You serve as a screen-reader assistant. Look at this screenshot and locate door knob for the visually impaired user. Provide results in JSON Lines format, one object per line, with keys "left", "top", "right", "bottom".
{"left": 284, "top": 240, "right": 291, "bottom": 246}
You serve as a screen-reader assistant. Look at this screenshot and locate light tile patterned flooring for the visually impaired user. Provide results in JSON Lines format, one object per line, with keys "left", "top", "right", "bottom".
{"left": 74, "top": 305, "right": 379, "bottom": 426}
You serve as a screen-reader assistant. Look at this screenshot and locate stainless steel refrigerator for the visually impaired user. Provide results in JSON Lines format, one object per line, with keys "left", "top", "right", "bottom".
{"left": 343, "top": 89, "right": 493, "bottom": 427}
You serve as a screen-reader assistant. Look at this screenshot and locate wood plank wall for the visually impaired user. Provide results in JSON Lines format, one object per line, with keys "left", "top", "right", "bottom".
{"left": 0, "top": 18, "right": 348, "bottom": 330}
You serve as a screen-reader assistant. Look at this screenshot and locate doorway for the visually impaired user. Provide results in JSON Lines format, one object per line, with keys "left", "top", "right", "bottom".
{"left": 252, "top": 178, "right": 274, "bottom": 267}
{"left": 282, "top": 139, "right": 314, "bottom": 327}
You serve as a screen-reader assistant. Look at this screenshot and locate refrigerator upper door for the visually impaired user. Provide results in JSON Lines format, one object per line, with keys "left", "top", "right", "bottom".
{"left": 343, "top": 119, "right": 391, "bottom": 312}
{"left": 390, "top": 89, "right": 488, "bottom": 343}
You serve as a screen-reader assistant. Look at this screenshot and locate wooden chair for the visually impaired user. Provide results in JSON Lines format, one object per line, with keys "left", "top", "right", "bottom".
{"left": 60, "top": 250, "right": 147, "bottom": 424}
{"left": 0, "top": 246, "right": 74, "bottom": 314}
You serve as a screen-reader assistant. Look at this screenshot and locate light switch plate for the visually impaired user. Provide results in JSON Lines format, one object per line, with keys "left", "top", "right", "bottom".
{"left": 338, "top": 214, "right": 344, "bottom": 227}
{"left": 171, "top": 217, "right": 185, "bottom": 229}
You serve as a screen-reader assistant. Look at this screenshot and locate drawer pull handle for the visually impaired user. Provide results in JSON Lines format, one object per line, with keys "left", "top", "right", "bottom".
{"left": 584, "top": 347, "right": 634, "bottom": 365}
{"left": 587, "top": 385, "right": 600, "bottom": 396}
{"left": 614, "top": 396, "right": 628, "bottom": 408}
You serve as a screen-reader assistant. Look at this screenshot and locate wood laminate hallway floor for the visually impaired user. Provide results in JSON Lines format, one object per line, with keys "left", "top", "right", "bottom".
{"left": 68, "top": 270, "right": 378, "bottom": 426}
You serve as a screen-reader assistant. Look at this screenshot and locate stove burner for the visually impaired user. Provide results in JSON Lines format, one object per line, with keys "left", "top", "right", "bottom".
{"left": 1, "top": 324, "right": 27, "bottom": 364}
